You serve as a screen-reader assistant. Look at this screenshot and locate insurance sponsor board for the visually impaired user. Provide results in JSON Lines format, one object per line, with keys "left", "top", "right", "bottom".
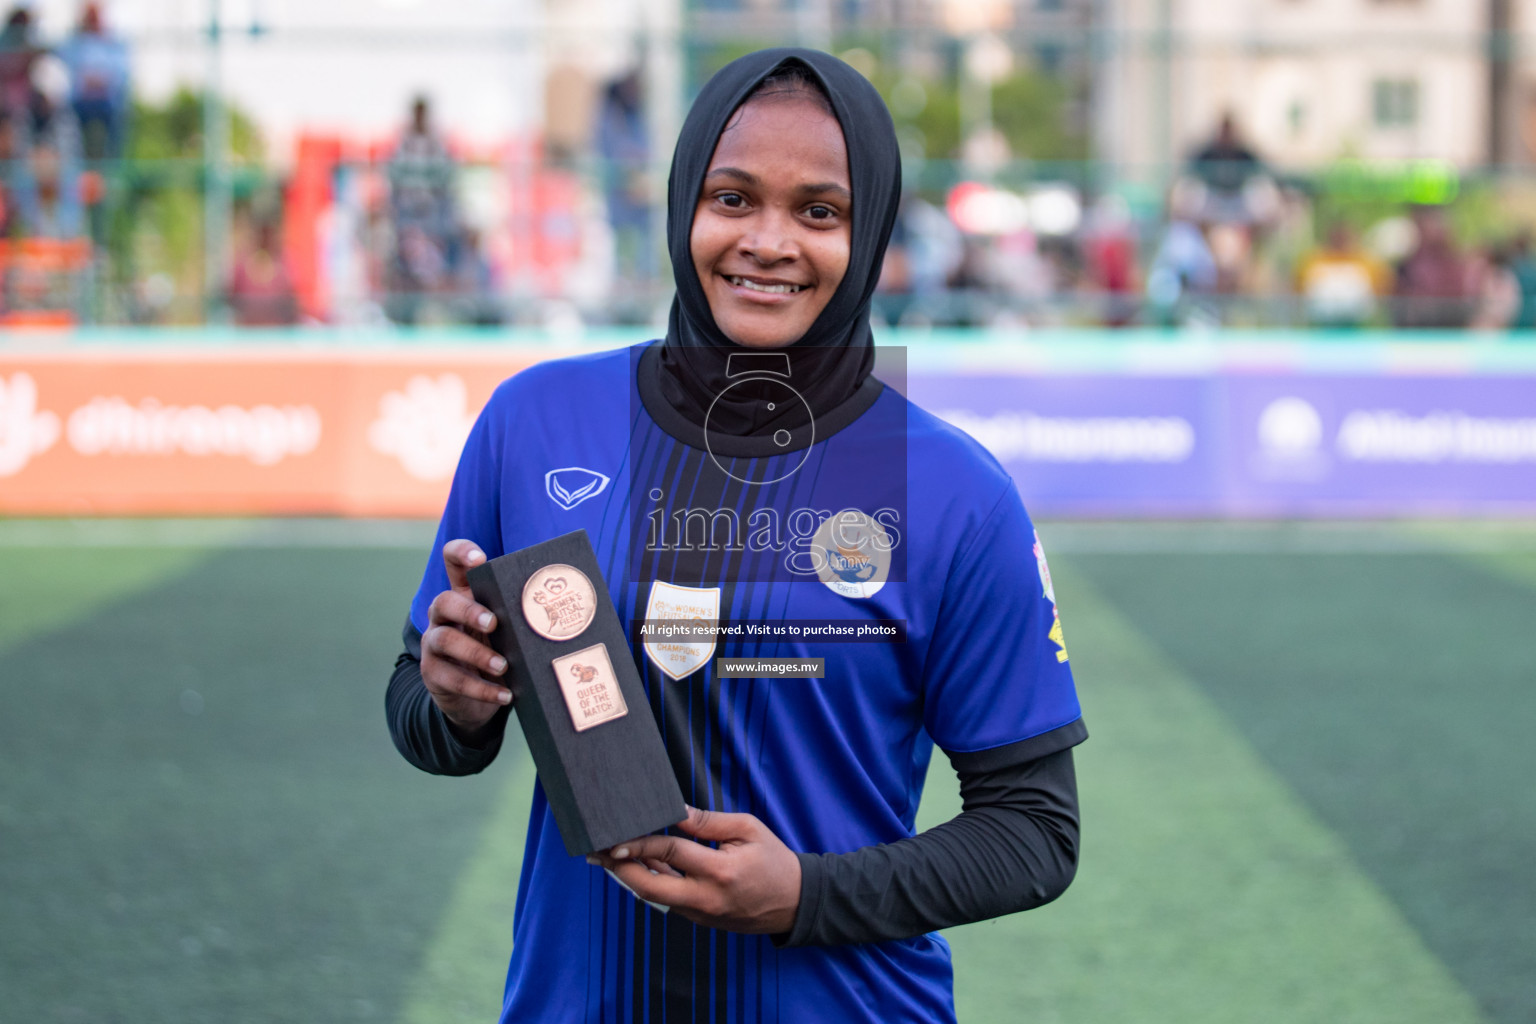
{"left": 913, "top": 370, "right": 1536, "bottom": 516}
{"left": 912, "top": 374, "right": 1215, "bottom": 514}
{"left": 0, "top": 349, "right": 543, "bottom": 516}
{"left": 1222, "top": 375, "right": 1536, "bottom": 515}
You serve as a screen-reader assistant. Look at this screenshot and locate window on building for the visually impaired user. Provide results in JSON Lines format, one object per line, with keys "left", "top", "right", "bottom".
{"left": 1036, "top": 42, "right": 1065, "bottom": 75}
{"left": 1372, "top": 78, "right": 1419, "bottom": 128}
{"left": 1288, "top": 100, "right": 1307, "bottom": 137}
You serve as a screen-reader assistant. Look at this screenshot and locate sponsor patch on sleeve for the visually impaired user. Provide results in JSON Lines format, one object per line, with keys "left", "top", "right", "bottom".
{"left": 1033, "top": 530, "right": 1068, "bottom": 663}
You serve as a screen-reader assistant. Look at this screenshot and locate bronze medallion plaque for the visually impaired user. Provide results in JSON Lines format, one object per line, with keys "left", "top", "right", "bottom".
{"left": 467, "top": 530, "right": 686, "bottom": 856}
{"left": 521, "top": 563, "right": 597, "bottom": 640}
{"left": 551, "top": 642, "right": 629, "bottom": 732}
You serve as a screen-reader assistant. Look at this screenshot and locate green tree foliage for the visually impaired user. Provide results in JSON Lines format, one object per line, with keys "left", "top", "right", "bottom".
{"left": 900, "top": 70, "right": 1087, "bottom": 164}
{"left": 105, "top": 88, "right": 267, "bottom": 322}
{"left": 128, "top": 86, "right": 266, "bottom": 165}
{"left": 689, "top": 41, "right": 1088, "bottom": 180}
{"left": 989, "top": 70, "right": 1088, "bottom": 164}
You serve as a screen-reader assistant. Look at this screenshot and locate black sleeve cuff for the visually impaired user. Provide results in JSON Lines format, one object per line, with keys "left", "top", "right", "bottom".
{"left": 945, "top": 717, "right": 1088, "bottom": 774}
{"left": 386, "top": 618, "right": 509, "bottom": 776}
{"left": 776, "top": 850, "right": 829, "bottom": 948}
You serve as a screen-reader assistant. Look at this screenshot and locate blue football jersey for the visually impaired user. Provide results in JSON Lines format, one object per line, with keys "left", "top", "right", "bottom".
{"left": 408, "top": 343, "right": 1083, "bottom": 1024}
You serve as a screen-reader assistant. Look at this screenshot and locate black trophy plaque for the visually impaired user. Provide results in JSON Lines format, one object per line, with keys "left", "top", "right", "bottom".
{"left": 467, "top": 530, "right": 685, "bottom": 856}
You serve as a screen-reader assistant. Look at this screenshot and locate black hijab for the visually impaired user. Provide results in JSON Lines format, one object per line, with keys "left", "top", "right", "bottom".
{"left": 639, "top": 48, "right": 902, "bottom": 457}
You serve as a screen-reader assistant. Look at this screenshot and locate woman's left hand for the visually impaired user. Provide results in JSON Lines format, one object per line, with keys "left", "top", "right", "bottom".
{"left": 588, "top": 806, "right": 802, "bottom": 935}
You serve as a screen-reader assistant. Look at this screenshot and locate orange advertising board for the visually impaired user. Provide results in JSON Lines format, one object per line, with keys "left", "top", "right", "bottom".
{"left": 0, "top": 345, "right": 590, "bottom": 517}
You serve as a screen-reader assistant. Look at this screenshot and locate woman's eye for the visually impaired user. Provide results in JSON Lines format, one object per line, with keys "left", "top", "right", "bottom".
{"left": 718, "top": 193, "right": 746, "bottom": 209}
{"left": 805, "top": 205, "right": 837, "bottom": 221}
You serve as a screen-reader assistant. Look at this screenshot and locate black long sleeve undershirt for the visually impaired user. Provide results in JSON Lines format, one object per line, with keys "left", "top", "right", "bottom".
{"left": 385, "top": 624, "right": 511, "bottom": 776}
{"left": 387, "top": 626, "right": 1083, "bottom": 947}
{"left": 781, "top": 744, "right": 1079, "bottom": 947}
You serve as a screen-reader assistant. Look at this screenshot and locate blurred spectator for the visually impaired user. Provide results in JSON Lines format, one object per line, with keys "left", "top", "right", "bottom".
{"left": 0, "top": 114, "right": 13, "bottom": 237}
{"left": 14, "top": 136, "right": 82, "bottom": 239}
{"left": 1294, "top": 222, "right": 1388, "bottom": 328}
{"left": 595, "top": 69, "right": 654, "bottom": 293}
{"left": 58, "top": 2, "right": 130, "bottom": 161}
{"left": 1188, "top": 112, "right": 1266, "bottom": 224}
{"left": 902, "top": 195, "right": 963, "bottom": 324}
{"left": 1207, "top": 221, "right": 1256, "bottom": 296}
{"left": 10, "top": 86, "right": 84, "bottom": 241}
{"left": 1468, "top": 242, "right": 1520, "bottom": 332}
{"left": 1393, "top": 207, "right": 1469, "bottom": 329}
{"left": 873, "top": 202, "right": 912, "bottom": 326}
{"left": 228, "top": 219, "right": 298, "bottom": 326}
{"left": 990, "top": 228, "right": 1056, "bottom": 313}
{"left": 1507, "top": 231, "right": 1536, "bottom": 330}
{"left": 386, "top": 95, "right": 458, "bottom": 324}
{"left": 0, "top": 5, "right": 39, "bottom": 124}
{"left": 450, "top": 224, "right": 502, "bottom": 326}
{"left": 1081, "top": 195, "right": 1139, "bottom": 327}
{"left": 1147, "top": 187, "right": 1217, "bottom": 326}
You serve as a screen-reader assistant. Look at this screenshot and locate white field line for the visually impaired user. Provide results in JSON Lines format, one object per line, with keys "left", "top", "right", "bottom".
{"left": 0, "top": 518, "right": 438, "bottom": 548}
{"left": 1040, "top": 522, "right": 1536, "bottom": 554}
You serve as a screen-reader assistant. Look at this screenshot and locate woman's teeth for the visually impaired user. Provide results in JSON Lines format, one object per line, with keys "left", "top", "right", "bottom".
{"left": 728, "top": 276, "right": 804, "bottom": 294}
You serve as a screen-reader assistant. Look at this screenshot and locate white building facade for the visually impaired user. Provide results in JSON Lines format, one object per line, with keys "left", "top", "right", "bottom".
{"left": 1096, "top": 0, "right": 1494, "bottom": 180}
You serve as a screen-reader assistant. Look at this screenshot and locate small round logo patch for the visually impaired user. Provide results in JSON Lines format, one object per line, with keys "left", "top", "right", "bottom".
{"left": 812, "top": 510, "right": 893, "bottom": 599}
{"left": 521, "top": 564, "right": 597, "bottom": 641}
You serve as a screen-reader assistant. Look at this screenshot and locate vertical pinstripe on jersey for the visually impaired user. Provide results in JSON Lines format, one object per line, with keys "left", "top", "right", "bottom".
{"left": 574, "top": 400, "right": 833, "bottom": 1024}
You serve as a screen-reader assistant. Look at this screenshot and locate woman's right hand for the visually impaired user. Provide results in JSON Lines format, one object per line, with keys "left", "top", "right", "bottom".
{"left": 421, "top": 539, "right": 513, "bottom": 740}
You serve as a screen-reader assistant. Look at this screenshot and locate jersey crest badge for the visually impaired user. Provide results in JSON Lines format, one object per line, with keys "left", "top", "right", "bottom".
{"left": 1034, "top": 530, "right": 1068, "bottom": 662}
{"left": 643, "top": 581, "right": 721, "bottom": 680}
{"left": 545, "top": 467, "right": 610, "bottom": 511}
{"left": 813, "top": 510, "right": 892, "bottom": 599}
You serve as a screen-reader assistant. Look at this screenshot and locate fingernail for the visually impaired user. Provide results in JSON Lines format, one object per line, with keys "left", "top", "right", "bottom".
{"left": 479, "top": 613, "right": 494, "bottom": 630}
{"left": 469, "top": 549, "right": 485, "bottom": 563}
{"left": 613, "top": 846, "right": 630, "bottom": 859}
{"left": 585, "top": 855, "right": 600, "bottom": 866}
{"left": 490, "top": 655, "right": 507, "bottom": 673}
{"left": 497, "top": 689, "right": 512, "bottom": 705}
{"left": 649, "top": 868, "right": 659, "bottom": 875}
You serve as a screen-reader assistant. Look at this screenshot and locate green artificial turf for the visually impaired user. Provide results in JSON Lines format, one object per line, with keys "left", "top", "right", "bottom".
{"left": 1062, "top": 534, "right": 1536, "bottom": 1024}
{"left": 0, "top": 542, "right": 507, "bottom": 1023}
{"left": 921, "top": 561, "right": 1486, "bottom": 1024}
{"left": 396, "top": 742, "right": 531, "bottom": 1024}
{"left": 1, "top": 521, "right": 1528, "bottom": 1024}
{"left": 0, "top": 542, "right": 220, "bottom": 653}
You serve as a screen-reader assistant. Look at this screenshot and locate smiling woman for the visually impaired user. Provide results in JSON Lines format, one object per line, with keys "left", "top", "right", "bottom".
{"left": 386, "top": 48, "right": 1086, "bottom": 1024}
{"left": 650, "top": 52, "right": 903, "bottom": 443}
{"left": 690, "top": 71, "right": 852, "bottom": 349}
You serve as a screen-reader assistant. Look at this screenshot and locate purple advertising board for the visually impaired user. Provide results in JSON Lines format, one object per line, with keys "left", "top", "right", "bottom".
{"left": 911, "top": 374, "right": 1219, "bottom": 516}
{"left": 909, "top": 367, "right": 1536, "bottom": 518}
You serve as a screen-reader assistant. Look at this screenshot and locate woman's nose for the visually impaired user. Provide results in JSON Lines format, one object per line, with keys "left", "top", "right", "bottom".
{"left": 739, "top": 212, "right": 800, "bottom": 263}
